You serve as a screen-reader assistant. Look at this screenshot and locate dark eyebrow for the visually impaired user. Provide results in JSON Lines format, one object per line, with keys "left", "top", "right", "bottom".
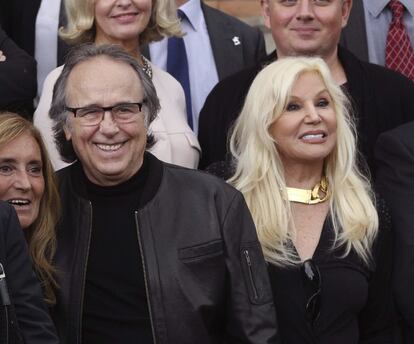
{"left": 0, "top": 158, "right": 16, "bottom": 164}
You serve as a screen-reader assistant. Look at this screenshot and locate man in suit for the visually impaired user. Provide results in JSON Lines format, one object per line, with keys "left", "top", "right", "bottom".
{"left": 198, "top": 0, "right": 414, "bottom": 176}
{"left": 146, "top": 0, "right": 266, "bottom": 133}
{"left": 375, "top": 123, "right": 414, "bottom": 343}
{"left": 0, "top": 0, "right": 69, "bottom": 96}
{"left": 340, "top": 0, "right": 414, "bottom": 78}
{"left": 0, "top": 26, "right": 36, "bottom": 118}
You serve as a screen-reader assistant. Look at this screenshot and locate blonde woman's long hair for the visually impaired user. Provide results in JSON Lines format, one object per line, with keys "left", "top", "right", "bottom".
{"left": 0, "top": 113, "right": 60, "bottom": 304}
{"left": 229, "top": 57, "right": 378, "bottom": 267}
{"left": 60, "top": 0, "right": 182, "bottom": 45}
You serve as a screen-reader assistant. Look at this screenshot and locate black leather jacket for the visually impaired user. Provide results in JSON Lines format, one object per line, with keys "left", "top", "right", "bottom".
{"left": 0, "top": 201, "right": 59, "bottom": 344}
{"left": 53, "top": 154, "right": 279, "bottom": 344}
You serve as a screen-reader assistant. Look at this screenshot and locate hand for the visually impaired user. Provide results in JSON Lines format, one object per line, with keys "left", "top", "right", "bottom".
{"left": 0, "top": 51, "right": 6, "bottom": 62}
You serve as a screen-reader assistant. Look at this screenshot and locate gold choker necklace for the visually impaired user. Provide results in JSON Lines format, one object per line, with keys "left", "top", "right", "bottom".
{"left": 286, "top": 177, "right": 330, "bottom": 204}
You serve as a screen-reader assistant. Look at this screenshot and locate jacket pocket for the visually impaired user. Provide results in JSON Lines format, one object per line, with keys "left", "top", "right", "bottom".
{"left": 240, "top": 242, "right": 273, "bottom": 305}
{"left": 178, "top": 239, "right": 223, "bottom": 262}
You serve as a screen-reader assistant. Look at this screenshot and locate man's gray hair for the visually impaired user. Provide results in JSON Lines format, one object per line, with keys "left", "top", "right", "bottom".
{"left": 49, "top": 43, "right": 160, "bottom": 163}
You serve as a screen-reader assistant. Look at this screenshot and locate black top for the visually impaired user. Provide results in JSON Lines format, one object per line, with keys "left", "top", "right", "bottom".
{"left": 268, "top": 203, "right": 395, "bottom": 344}
{"left": 198, "top": 46, "right": 414, "bottom": 177}
{"left": 81, "top": 157, "right": 153, "bottom": 344}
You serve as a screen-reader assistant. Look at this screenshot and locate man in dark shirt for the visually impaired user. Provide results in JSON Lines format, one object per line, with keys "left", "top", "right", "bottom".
{"left": 0, "top": 26, "right": 36, "bottom": 118}
{"left": 198, "top": 0, "right": 414, "bottom": 177}
{"left": 48, "top": 43, "right": 279, "bottom": 344}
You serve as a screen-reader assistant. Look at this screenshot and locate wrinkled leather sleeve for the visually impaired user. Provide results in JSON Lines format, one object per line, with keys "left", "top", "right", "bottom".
{"left": 222, "top": 192, "right": 280, "bottom": 343}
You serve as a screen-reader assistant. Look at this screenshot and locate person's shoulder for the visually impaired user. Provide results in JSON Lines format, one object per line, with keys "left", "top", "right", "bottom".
{"left": 378, "top": 122, "right": 414, "bottom": 148}
{"left": 342, "top": 46, "right": 413, "bottom": 87}
{"left": 162, "top": 161, "right": 239, "bottom": 195}
{"left": 0, "top": 201, "right": 20, "bottom": 238}
{"left": 202, "top": 2, "right": 261, "bottom": 34}
{"left": 206, "top": 58, "right": 265, "bottom": 99}
{"left": 44, "top": 65, "right": 64, "bottom": 84}
{"left": 150, "top": 61, "right": 184, "bottom": 92}
{"left": 0, "top": 200, "right": 13, "bottom": 219}
{"left": 38, "top": 65, "right": 64, "bottom": 97}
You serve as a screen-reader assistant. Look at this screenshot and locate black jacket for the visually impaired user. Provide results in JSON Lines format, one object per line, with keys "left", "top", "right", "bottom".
{"left": 53, "top": 154, "right": 280, "bottom": 344}
{"left": 198, "top": 46, "right": 414, "bottom": 177}
{"left": 0, "top": 27, "right": 36, "bottom": 118}
{"left": 0, "top": 201, "right": 59, "bottom": 344}
{"left": 375, "top": 122, "right": 414, "bottom": 343}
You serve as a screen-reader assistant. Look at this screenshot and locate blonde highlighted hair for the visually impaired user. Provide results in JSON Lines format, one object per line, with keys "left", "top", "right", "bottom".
{"left": 229, "top": 57, "right": 378, "bottom": 267}
{"left": 60, "top": 0, "right": 182, "bottom": 45}
{"left": 0, "top": 112, "right": 60, "bottom": 304}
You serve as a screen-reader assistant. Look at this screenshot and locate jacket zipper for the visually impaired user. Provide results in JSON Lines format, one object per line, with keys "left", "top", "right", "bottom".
{"left": 135, "top": 211, "right": 157, "bottom": 344}
{"left": 243, "top": 249, "right": 259, "bottom": 300}
{"left": 78, "top": 201, "right": 93, "bottom": 344}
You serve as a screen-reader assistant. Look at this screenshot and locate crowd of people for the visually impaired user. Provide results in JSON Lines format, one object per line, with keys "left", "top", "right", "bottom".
{"left": 0, "top": 0, "right": 413, "bottom": 343}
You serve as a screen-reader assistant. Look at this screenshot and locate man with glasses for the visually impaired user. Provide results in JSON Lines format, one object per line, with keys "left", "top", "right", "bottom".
{"left": 48, "top": 43, "right": 279, "bottom": 344}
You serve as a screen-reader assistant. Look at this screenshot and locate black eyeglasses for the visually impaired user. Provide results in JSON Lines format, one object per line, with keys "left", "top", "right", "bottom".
{"left": 301, "top": 259, "right": 321, "bottom": 326}
{"left": 65, "top": 101, "right": 145, "bottom": 126}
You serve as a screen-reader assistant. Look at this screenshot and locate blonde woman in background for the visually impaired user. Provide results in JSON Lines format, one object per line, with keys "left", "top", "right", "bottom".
{"left": 34, "top": 0, "right": 200, "bottom": 170}
{"left": 230, "top": 57, "right": 395, "bottom": 343}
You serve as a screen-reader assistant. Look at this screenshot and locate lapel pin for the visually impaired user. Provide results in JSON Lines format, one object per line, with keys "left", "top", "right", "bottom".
{"left": 232, "top": 36, "right": 241, "bottom": 46}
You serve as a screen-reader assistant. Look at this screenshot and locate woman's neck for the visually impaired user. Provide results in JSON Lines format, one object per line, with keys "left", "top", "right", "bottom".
{"left": 283, "top": 161, "right": 324, "bottom": 189}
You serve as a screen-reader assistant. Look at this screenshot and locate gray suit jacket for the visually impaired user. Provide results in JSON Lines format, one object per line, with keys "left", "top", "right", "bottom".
{"left": 340, "top": 0, "right": 369, "bottom": 62}
{"left": 143, "top": 2, "right": 266, "bottom": 81}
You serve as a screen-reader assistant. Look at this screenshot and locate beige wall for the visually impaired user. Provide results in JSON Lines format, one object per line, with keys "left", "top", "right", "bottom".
{"left": 204, "top": 0, "right": 275, "bottom": 53}
{"left": 204, "top": 0, "right": 262, "bottom": 18}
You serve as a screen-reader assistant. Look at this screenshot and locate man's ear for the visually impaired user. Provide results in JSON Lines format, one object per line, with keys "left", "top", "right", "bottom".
{"left": 341, "top": 0, "right": 353, "bottom": 28}
{"left": 261, "top": 0, "right": 272, "bottom": 30}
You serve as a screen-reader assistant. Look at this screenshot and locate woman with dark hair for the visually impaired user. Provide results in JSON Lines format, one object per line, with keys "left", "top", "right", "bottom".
{"left": 0, "top": 112, "right": 59, "bottom": 305}
{"left": 229, "top": 57, "right": 395, "bottom": 343}
{"left": 34, "top": 0, "right": 200, "bottom": 170}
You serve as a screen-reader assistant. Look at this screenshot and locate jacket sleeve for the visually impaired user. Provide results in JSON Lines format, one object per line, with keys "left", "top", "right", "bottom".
{"left": 0, "top": 26, "right": 36, "bottom": 118}
{"left": 375, "top": 126, "right": 414, "bottom": 343}
{"left": 221, "top": 192, "right": 280, "bottom": 343}
{"left": 2, "top": 202, "right": 59, "bottom": 344}
{"left": 358, "top": 197, "right": 396, "bottom": 343}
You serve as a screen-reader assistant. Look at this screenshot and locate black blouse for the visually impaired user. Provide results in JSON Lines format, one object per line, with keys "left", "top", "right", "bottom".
{"left": 268, "top": 201, "right": 395, "bottom": 344}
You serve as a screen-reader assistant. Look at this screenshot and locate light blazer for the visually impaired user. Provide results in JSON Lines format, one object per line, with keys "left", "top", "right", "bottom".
{"left": 143, "top": 2, "right": 266, "bottom": 81}
{"left": 375, "top": 122, "right": 414, "bottom": 343}
{"left": 340, "top": 0, "right": 369, "bottom": 62}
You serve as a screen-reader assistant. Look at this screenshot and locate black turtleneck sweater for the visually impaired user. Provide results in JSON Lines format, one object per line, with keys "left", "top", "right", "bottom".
{"left": 81, "top": 157, "right": 155, "bottom": 344}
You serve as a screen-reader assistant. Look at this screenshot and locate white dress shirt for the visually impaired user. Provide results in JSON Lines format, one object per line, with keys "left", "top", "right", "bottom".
{"left": 363, "top": 0, "right": 414, "bottom": 66}
{"left": 149, "top": 0, "right": 219, "bottom": 134}
{"left": 35, "top": 0, "right": 61, "bottom": 99}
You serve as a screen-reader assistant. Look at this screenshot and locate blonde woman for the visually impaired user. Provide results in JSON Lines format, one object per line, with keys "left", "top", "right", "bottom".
{"left": 230, "top": 57, "right": 394, "bottom": 343}
{"left": 0, "top": 112, "right": 59, "bottom": 305}
{"left": 34, "top": 0, "right": 200, "bottom": 170}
